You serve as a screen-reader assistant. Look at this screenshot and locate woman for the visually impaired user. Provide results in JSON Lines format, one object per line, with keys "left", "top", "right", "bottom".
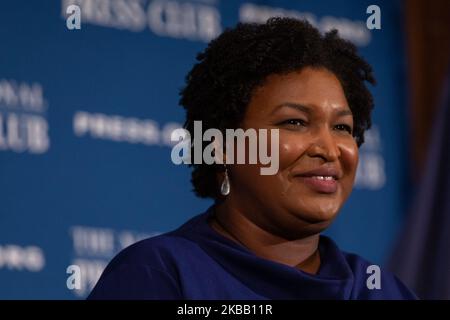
{"left": 88, "top": 17, "right": 416, "bottom": 299}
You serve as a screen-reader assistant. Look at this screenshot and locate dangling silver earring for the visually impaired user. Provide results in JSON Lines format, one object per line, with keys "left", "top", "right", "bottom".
{"left": 220, "top": 166, "right": 230, "bottom": 196}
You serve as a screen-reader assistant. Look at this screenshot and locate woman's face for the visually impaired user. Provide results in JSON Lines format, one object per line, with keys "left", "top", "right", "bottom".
{"left": 228, "top": 67, "right": 359, "bottom": 238}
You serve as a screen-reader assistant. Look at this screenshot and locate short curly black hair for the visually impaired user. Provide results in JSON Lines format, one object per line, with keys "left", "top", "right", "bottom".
{"left": 179, "top": 17, "right": 376, "bottom": 199}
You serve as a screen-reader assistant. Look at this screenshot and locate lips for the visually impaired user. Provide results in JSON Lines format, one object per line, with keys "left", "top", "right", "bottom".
{"left": 294, "top": 166, "right": 342, "bottom": 194}
{"left": 297, "top": 176, "right": 338, "bottom": 193}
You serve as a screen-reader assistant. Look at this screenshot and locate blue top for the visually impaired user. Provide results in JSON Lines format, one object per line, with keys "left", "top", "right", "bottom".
{"left": 88, "top": 207, "right": 417, "bottom": 300}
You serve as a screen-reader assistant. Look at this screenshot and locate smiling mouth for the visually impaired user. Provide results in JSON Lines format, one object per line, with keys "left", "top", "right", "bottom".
{"left": 296, "top": 175, "right": 338, "bottom": 193}
{"left": 307, "top": 175, "right": 336, "bottom": 180}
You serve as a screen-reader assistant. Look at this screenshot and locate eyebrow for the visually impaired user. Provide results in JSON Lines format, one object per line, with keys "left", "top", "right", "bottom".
{"left": 274, "top": 102, "right": 353, "bottom": 117}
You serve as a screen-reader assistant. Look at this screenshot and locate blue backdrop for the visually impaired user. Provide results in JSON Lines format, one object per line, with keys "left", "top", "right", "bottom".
{"left": 0, "top": 0, "right": 409, "bottom": 299}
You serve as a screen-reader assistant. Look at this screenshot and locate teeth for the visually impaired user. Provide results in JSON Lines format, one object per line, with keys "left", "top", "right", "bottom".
{"left": 312, "top": 175, "right": 334, "bottom": 180}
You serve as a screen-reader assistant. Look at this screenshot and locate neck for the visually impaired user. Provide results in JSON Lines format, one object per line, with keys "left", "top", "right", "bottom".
{"left": 210, "top": 200, "right": 321, "bottom": 274}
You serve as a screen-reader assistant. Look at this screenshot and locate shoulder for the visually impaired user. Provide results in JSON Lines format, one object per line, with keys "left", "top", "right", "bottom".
{"left": 88, "top": 217, "right": 206, "bottom": 300}
{"left": 319, "top": 236, "right": 417, "bottom": 300}
{"left": 105, "top": 232, "right": 198, "bottom": 271}
{"left": 98, "top": 212, "right": 209, "bottom": 276}
{"left": 342, "top": 251, "right": 417, "bottom": 300}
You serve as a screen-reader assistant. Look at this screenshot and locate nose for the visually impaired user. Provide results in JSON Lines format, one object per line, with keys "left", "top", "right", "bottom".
{"left": 306, "top": 127, "right": 340, "bottom": 162}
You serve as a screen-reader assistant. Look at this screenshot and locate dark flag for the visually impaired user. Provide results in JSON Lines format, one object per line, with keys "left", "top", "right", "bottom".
{"left": 389, "top": 72, "right": 450, "bottom": 299}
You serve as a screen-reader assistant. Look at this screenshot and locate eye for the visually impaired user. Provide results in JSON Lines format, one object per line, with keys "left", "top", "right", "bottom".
{"left": 279, "top": 119, "right": 307, "bottom": 127}
{"left": 335, "top": 124, "right": 353, "bottom": 134}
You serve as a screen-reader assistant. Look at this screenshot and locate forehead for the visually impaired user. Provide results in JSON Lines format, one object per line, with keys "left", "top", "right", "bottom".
{"left": 247, "top": 67, "right": 350, "bottom": 115}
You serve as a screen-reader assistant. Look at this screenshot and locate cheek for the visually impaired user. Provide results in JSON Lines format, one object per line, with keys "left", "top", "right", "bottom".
{"left": 278, "top": 133, "right": 308, "bottom": 169}
{"left": 339, "top": 141, "right": 359, "bottom": 180}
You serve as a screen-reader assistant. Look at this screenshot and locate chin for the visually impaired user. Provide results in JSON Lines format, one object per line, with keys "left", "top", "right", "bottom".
{"left": 290, "top": 204, "right": 340, "bottom": 225}
{"left": 281, "top": 216, "right": 332, "bottom": 239}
